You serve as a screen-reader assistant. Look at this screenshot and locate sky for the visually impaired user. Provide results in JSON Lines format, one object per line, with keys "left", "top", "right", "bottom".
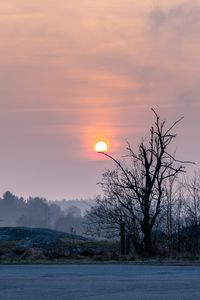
{"left": 0, "top": 0, "right": 200, "bottom": 200}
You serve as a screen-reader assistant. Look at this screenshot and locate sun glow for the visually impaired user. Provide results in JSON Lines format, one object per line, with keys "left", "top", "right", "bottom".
{"left": 95, "top": 141, "right": 108, "bottom": 152}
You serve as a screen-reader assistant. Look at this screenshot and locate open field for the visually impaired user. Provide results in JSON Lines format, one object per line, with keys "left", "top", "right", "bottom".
{"left": 0, "top": 227, "right": 119, "bottom": 262}
{"left": 1, "top": 264, "right": 200, "bottom": 299}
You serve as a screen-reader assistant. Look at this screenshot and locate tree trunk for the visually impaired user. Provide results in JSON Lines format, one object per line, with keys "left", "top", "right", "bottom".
{"left": 142, "top": 209, "right": 153, "bottom": 256}
{"left": 125, "top": 234, "right": 130, "bottom": 255}
{"left": 143, "top": 231, "right": 152, "bottom": 257}
{"left": 119, "top": 222, "right": 125, "bottom": 255}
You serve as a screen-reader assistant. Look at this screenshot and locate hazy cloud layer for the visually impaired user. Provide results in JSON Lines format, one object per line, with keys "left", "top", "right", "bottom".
{"left": 0, "top": 0, "right": 200, "bottom": 199}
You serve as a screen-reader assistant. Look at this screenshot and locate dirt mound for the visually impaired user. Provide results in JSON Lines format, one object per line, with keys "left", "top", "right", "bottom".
{"left": 0, "top": 227, "right": 88, "bottom": 260}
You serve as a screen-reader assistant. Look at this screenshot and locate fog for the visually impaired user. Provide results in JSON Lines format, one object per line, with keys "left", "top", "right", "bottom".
{"left": 0, "top": 191, "right": 93, "bottom": 235}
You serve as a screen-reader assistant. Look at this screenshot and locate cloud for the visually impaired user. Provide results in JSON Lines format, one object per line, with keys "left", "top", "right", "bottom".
{"left": 150, "top": 2, "right": 200, "bottom": 37}
{"left": 0, "top": 0, "right": 200, "bottom": 198}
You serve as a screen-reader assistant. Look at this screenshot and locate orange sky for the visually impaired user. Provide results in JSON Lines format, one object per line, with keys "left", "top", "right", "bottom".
{"left": 0, "top": 0, "right": 200, "bottom": 199}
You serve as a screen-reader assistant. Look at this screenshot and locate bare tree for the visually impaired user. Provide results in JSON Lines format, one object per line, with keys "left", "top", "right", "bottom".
{"left": 94, "top": 110, "right": 189, "bottom": 256}
{"left": 182, "top": 172, "right": 200, "bottom": 253}
{"left": 160, "top": 171, "right": 180, "bottom": 251}
{"left": 184, "top": 172, "right": 200, "bottom": 226}
{"left": 85, "top": 192, "right": 140, "bottom": 255}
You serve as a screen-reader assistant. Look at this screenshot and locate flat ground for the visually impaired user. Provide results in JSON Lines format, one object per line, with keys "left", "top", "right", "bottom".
{"left": 1, "top": 264, "right": 200, "bottom": 299}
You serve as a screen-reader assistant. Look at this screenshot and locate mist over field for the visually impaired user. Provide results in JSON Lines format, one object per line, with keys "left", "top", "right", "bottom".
{"left": 0, "top": 191, "right": 93, "bottom": 235}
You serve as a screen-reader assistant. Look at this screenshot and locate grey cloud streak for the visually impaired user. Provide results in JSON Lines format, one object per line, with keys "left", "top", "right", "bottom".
{"left": 150, "top": 2, "right": 200, "bottom": 37}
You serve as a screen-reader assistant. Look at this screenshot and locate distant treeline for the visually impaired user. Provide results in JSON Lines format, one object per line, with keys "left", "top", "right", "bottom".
{"left": 0, "top": 191, "right": 93, "bottom": 235}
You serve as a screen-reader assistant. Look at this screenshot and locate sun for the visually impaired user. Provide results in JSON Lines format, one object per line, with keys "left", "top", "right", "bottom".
{"left": 95, "top": 141, "right": 108, "bottom": 152}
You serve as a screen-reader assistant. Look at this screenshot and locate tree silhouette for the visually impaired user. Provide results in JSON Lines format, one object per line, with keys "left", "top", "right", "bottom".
{"left": 96, "top": 110, "right": 190, "bottom": 256}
